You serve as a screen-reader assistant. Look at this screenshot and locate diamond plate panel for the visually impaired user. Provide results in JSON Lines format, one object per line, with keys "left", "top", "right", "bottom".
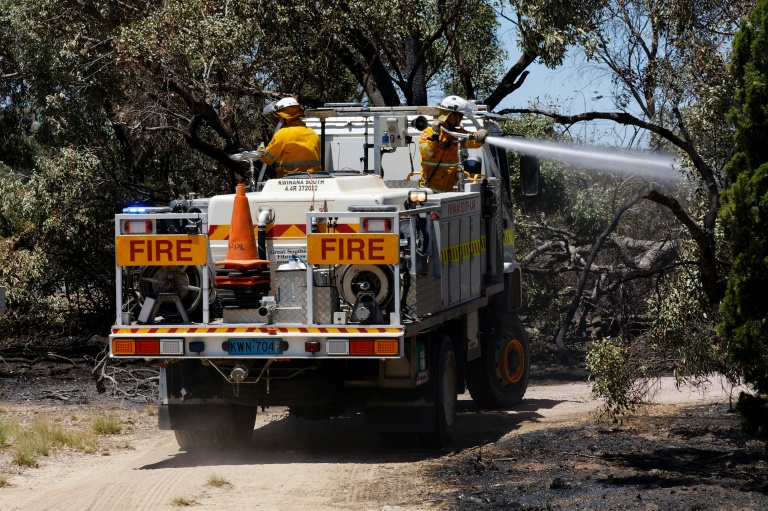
{"left": 313, "top": 286, "right": 339, "bottom": 325}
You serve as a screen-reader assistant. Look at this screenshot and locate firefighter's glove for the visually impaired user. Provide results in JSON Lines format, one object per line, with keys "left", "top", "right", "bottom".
{"left": 429, "top": 120, "right": 441, "bottom": 141}
{"left": 471, "top": 129, "right": 489, "bottom": 144}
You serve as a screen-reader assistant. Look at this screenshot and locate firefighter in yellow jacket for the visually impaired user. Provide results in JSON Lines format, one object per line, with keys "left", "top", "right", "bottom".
{"left": 260, "top": 97, "right": 321, "bottom": 178}
{"left": 419, "top": 95, "right": 488, "bottom": 191}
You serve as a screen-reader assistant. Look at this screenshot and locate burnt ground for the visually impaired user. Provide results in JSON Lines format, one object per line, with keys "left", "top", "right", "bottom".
{"left": 429, "top": 364, "right": 768, "bottom": 511}
{"left": 0, "top": 355, "right": 766, "bottom": 510}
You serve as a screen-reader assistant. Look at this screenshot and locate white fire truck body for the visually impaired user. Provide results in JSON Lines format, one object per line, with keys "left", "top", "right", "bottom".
{"left": 109, "top": 105, "right": 535, "bottom": 448}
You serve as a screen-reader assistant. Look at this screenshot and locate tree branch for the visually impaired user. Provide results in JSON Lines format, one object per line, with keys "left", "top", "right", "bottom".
{"left": 553, "top": 185, "right": 647, "bottom": 363}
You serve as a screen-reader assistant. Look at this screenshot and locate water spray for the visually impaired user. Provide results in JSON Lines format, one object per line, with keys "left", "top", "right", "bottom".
{"left": 484, "top": 136, "right": 681, "bottom": 181}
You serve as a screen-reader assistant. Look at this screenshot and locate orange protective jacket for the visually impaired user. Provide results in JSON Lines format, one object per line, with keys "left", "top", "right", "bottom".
{"left": 419, "top": 124, "right": 483, "bottom": 191}
{"left": 260, "top": 118, "right": 321, "bottom": 178}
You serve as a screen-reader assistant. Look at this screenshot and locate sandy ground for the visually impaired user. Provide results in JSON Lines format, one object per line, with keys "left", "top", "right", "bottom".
{"left": 0, "top": 369, "right": 750, "bottom": 511}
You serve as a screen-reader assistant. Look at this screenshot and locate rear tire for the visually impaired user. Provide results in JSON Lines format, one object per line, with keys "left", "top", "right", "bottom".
{"left": 466, "top": 313, "right": 529, "bottom": 408}
{"left": 419, "top": 336, "right": 457, "bottom": 448}
{"left": 174, "top": 430, "right": 213, "bottom": 450}
{"left": 173, "top": 405, "right": 257, "bottom": 450}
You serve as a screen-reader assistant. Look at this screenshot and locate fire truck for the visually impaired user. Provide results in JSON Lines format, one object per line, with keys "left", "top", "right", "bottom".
{"left": 109, "top": 103, "right": 540, "bottom": 449}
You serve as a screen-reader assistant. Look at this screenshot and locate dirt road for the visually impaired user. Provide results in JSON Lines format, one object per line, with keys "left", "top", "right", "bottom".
{"left": 0, "top": 372, "right": 752, "bottom": 511}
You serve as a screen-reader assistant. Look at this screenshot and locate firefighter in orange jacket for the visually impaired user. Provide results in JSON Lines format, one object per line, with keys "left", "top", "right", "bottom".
{"left": 419, "top": 95, "right": 488, "bottom": 191}
{"left": 260, "top": 97, "right": 321, "bottom": 178}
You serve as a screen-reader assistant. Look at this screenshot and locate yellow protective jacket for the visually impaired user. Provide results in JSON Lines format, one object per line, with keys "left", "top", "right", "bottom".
{"left": 419, "top": 124, "right": 483, "bottom": 191}
{"left": 260, "top": 118, "right": 321, "bottom": 178}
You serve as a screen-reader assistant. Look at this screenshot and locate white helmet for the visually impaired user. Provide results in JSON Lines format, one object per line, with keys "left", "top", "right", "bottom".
{"left": 439, "top": 95, "right": 468, "bottom": 113}
{"left": 275, "top": 97, "right": 300, "bottom": 111}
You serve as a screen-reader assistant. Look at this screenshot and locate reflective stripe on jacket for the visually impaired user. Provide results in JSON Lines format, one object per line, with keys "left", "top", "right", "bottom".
{"left": 260, "top": 120, "right": 321, "bottom": 178}
{"left": 418, "top": 125, "right": 482, "bottom": 191}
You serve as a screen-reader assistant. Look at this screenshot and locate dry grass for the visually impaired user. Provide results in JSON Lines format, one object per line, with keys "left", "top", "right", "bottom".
{"left": 92, "top": 414, "right": 123, "bottom": 435}
{"left": 171, "top": 496, "right": 197, "bottom": 507}
{"left": 206, "top": 473, "right": 231, "bottom": 487}
{"left": 1, "top": 415, "right": 100, "bottom": 468}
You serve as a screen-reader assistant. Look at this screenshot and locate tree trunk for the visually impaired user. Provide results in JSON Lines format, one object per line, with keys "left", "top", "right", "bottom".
{"left": 406, "top": 33, "right": 428, "bottom": 106}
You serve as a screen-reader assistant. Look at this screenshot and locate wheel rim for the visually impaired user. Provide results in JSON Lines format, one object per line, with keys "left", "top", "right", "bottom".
{"left": 499, "top": 337, "right": 525, "bottom": 384}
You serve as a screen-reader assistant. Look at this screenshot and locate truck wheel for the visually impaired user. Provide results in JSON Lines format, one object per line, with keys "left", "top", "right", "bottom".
{"left": 173, "top": 405, "right": 257, "bottom": 450}
{"left": 466, "top": 313, "right": 529, "bottom": 408}
{"left": 214, "top": 404, "right": 257, "bottom": 448}
{"left": 174, "top": 430, "right": 213, "bottom": 450}
{"left": 419, "top": 336, "right": 457, "bottom": 448}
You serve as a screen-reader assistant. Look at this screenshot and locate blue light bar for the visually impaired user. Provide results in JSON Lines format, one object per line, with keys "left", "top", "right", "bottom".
{"left": 122, "top": 206, "right": 172, "bottom": 214}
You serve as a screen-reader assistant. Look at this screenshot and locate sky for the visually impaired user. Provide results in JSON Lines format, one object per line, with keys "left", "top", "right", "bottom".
{"left": 491, "top": 17, "right": 623, "bottom": 145}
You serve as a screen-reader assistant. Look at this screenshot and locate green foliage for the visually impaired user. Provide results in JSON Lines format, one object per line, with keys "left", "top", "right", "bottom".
{"left": 719, "top": 161, "right": 768, "bottom": 394}
{"left": 586, "top": 337, "right": 640, "bottom": 418}
{"left": 0, "top": 149, "right": 116, "bottom": 341}
{"left": 719, "top": 0, "right": 768, "bottom": 442}
{"left": 508, "top": 0, "right": 606, "bottom": 68}
{"left": 735, "top": 392, "right": 768, "bottom": 446}
{"left": 647, "top": 243, "right": 738, "bottom": 382}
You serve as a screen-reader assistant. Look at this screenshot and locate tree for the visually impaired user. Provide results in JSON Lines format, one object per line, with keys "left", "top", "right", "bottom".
{"left": 0, "top": 0, "right": 592, "bottom": 342}
{"left": 719, "top": 0, "right": 768, "bottom": 443}
{"left": 503, "top": 0, "right": 751, "bottom": 307}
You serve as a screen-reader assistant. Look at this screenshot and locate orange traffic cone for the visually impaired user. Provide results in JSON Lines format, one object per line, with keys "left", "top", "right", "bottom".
{"left": 215, "top": 184, "right": 270, "bottom": 271}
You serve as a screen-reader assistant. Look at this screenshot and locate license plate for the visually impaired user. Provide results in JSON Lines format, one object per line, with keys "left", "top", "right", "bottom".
{"left": 226, "top": 338, "right": 283, "bottom": 355}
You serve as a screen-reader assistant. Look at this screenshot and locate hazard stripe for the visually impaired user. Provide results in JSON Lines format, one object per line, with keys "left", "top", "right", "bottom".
{"left": 209, "top": 225, "right": 229, "bottom": 240}
{"left": 208, "top": 223, "right": 360, "bottom": 241}
{"left": 270, "top": 224, "right": 307, "bottom": 237}
{"left": 112, "top": 327, "right": 402, "bottom": 335}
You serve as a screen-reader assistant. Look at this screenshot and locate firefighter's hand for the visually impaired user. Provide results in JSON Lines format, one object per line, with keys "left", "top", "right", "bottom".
{"left": 429, "top": 120, "right": 441, "bottom": 141}
{"left": 471, "top": 129, "right": 488, "bottom": 143}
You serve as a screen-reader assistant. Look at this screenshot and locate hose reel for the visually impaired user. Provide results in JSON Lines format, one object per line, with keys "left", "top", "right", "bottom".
{"left": 339, "top": 265, "right": 394, "bottom": 324}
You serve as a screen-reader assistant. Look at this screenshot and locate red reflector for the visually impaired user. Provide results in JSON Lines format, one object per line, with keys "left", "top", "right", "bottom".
{"left": 135, "top": 339, "right": 160, "bottom": 355}
{"left": 305, "top": 341, "right": 321, "bottom": 353}
{"left": 349, "top": 339, "right": 374, "bottom": 355}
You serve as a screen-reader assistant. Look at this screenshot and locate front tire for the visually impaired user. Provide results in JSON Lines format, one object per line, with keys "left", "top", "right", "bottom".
{"left": 466, "top": 313, "right": 529, "bottom": 408}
